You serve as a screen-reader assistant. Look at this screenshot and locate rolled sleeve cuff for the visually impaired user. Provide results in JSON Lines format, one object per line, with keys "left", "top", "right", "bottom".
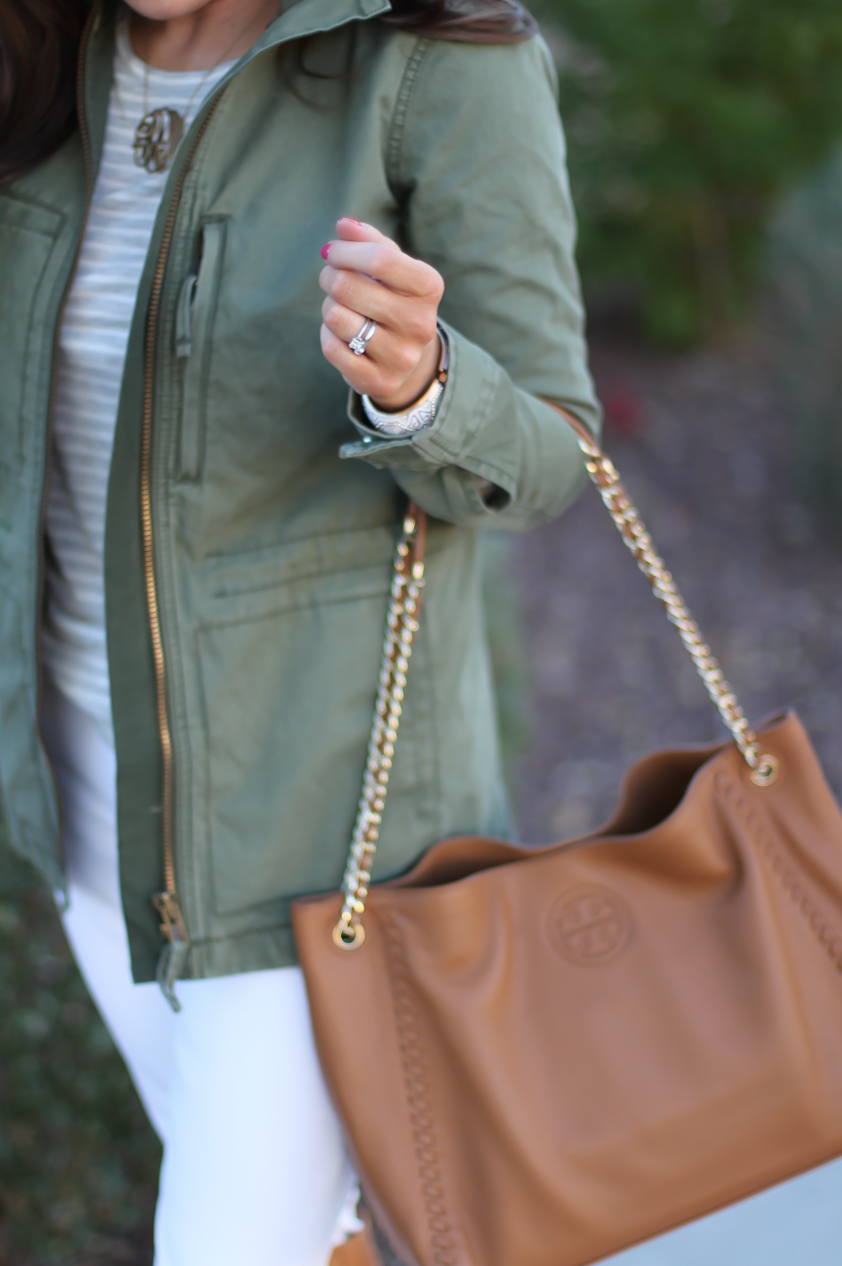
{"left": 340, "top": 318, "right": 514, "bottom": 493}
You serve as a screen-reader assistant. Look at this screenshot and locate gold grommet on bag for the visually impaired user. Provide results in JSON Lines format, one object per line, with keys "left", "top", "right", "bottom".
{"left": 333, "top": 921, "right": 366, "bottom": 950}
{"left": 750, "top": 754, "right": 780, "bottom": 788}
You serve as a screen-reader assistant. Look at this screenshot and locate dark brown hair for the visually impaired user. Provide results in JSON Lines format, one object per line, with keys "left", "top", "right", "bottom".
{"left": 384, "top": 0, "right": 536, "bottom": 44}
{"left": 0, "top": 0, "right": 88, "bottom": 184}
{"left": 0, "top": 0, "right": 535, "bottom": 185}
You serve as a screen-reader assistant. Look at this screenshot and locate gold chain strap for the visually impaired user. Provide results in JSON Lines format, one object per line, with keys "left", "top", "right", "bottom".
{"left": 333, "top": 509, "right": 426, "bottom": 950}
{"left": 565, "top": 412, "right": 778, "bottom": 787}
{"left": 333, "top": 417, "right": 779, "bottom": 949}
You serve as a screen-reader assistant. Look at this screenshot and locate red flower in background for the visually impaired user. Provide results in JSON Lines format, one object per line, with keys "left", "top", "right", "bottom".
{"left": 600, "top": 383, "right": 643, "bottom": 438}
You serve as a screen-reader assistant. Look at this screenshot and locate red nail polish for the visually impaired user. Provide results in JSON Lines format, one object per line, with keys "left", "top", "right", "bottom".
{"left": 321, "top": 242, "right": 331, "bottom": 260}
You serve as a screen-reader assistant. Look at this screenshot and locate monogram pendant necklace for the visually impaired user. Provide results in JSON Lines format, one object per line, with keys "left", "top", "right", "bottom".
{"left": 134, "top": 92, "right": 186, "bottom": 173}
{"left": 132, "top": 20, "right": 248, "bottom": 174}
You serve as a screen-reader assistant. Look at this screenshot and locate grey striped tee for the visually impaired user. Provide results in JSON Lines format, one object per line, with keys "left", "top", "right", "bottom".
{"left": 42, "top": 22, "right": 233, "bottom": 733}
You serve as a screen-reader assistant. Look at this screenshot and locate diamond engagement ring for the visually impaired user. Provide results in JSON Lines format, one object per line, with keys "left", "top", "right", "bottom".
{"left": 348, "top": 318, "right": 376, "bottom": 356}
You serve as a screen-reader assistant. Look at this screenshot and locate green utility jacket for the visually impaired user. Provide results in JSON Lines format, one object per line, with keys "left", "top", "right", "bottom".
{"left": 0, "top": 0, "right": 599, "bottom": 986}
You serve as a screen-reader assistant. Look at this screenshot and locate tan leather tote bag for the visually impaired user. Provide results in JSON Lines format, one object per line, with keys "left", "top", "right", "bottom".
{"left": 292, "top": 413, "right": 842, "bottom": 1266}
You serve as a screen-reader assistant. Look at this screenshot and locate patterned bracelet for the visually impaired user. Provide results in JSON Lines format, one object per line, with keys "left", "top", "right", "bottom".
{"left": 361, "top": 327, "right": 449, "bottom": 437}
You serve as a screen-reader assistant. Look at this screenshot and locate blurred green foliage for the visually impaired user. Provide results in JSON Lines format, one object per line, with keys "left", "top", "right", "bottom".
{"left": 0, "top": 848, "right": 159, "bottom": 1265}
{"left": 544, "top": 0, "right": 842, "bottom": 344}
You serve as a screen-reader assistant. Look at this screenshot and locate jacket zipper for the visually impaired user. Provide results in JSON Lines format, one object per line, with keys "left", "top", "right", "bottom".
{"left": 36, "top": 2, "right": 98, "bottom": 876}
{"left": 144, "top": 95, "right": 227, "bottom": 1010}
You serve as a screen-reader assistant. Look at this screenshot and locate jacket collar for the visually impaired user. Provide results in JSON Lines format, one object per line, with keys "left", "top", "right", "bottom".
{"left": 82, "top": 0, "right": 392, "bottom": 185}
{"left": 249, "top": 0, "right": 392, "bottom": 53}
{"left": 91, "top": 0, "right": 392, "bottom": 57}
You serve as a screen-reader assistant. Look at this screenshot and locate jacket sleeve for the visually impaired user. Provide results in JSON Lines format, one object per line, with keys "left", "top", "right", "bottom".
{"left": 339, "top": 32, "right": 601, "bottom": 531}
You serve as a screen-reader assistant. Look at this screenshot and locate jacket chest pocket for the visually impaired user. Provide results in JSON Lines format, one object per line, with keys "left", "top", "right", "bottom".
{"left": 174, "top": 218, "right": 227, "bottom": 481}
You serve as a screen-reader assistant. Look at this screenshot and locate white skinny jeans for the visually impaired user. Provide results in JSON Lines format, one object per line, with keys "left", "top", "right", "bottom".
{"left": 41, "top": 682, "right": 361, "bottom": 1266}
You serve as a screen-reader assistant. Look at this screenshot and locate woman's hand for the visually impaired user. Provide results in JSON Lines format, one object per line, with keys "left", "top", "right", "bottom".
{"left": 319, "top": 218, "right": 444, "bottom": 411}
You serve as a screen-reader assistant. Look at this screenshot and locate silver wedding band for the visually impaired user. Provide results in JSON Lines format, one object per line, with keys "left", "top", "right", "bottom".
{"left": 348, "top": 318, "right": 376, "bottom": 356}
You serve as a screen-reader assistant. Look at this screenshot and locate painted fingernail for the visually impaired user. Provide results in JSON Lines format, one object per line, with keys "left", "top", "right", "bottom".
{"left": 321, "top": 242, "right": 331, "bottom": 260}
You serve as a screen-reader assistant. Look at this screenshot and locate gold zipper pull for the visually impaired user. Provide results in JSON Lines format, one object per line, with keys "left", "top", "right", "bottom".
{"left": 153, "top": 889, "right": 190, "bottom": 943}
{"left": 153, "top": 891, "right": 190, "bottom": 1011}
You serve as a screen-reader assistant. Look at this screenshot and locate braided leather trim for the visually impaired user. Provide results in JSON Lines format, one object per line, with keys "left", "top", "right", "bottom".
{"left": 381, "top": 914, "right": 458, "bottom": 1266}
{"left": 715, "top": 772, "right": 842, "bottom": 973}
